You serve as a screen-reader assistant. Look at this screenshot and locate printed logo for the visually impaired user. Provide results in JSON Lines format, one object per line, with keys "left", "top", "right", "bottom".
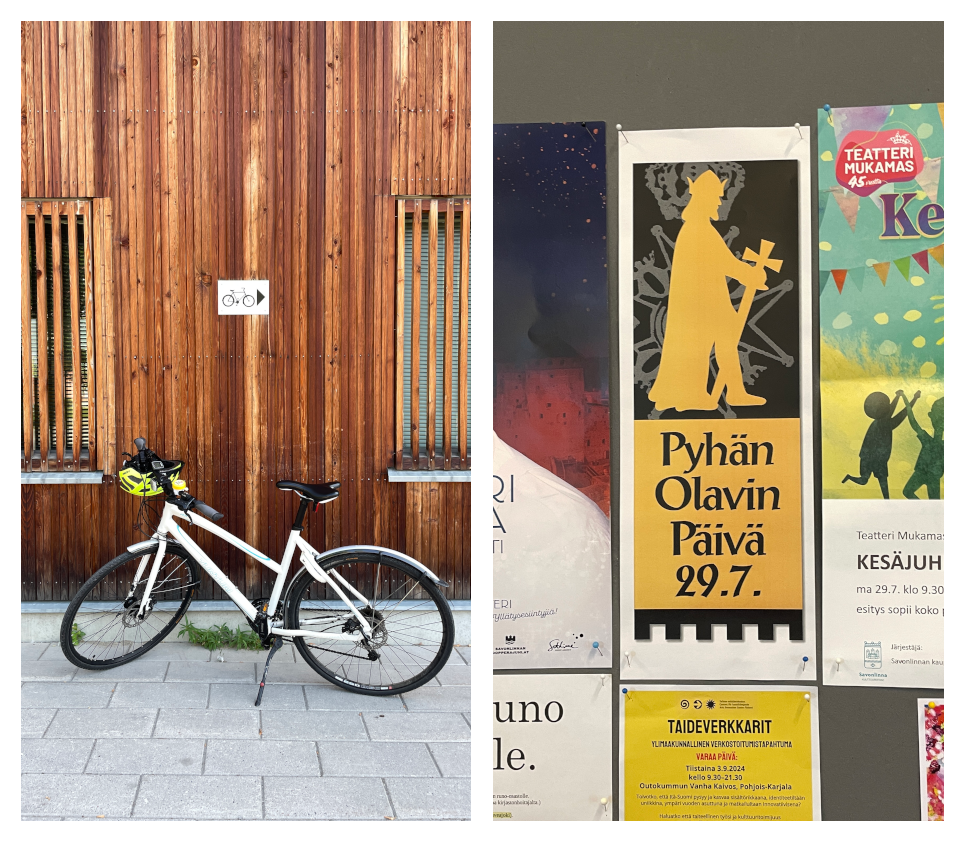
{"left": 505, "top": 635, "right": 515, "bottom": 644}
{"left": 680, "top": 699, "right": 690, "bottom": 709}
{"left": 693, "top": 699, "right": 703, "bottom": 710}
{"left": 864, "top": 641, "right": 883, "bottom": 669}
{"left": 835, "top": 129, "right": 924, "bottom": 197}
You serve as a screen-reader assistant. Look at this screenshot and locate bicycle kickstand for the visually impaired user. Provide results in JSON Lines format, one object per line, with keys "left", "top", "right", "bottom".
{"left": 254, "top": 636, "right": 285, "bottom": 706}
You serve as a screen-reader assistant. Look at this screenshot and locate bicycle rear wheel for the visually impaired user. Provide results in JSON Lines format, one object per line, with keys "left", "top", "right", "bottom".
{"left": 286, "top": 551, "right": 454, "bottom": 695}
{"left": 60, "top": 545, "right": 200, "bottom": 669}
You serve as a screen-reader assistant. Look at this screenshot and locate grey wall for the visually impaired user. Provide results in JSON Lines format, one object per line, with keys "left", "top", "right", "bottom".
{"left": 494, "top": 21, "right": 944, "bottom": 822}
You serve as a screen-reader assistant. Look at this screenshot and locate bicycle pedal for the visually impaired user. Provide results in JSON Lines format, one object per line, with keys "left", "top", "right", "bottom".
{"left": 254, "top": 636, "right": 285, "bottom": 707}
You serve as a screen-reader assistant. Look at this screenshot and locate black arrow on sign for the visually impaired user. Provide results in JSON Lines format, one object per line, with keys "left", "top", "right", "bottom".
{"left": 256, "top": 289, "right": 265, "bottom": 306}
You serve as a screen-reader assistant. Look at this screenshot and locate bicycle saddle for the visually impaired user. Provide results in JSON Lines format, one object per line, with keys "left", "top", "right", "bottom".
{"left": 276, "top": 480, "right": 341, "bottom": 503}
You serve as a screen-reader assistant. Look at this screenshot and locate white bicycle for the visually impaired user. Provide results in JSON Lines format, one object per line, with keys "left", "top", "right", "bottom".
{"left": 60, "top": 438, "right": 455, "bottom": 702}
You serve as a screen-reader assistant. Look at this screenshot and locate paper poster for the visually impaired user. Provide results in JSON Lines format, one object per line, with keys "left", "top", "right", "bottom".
{"left": 618, "top": 128, "right": 816, "bottom": 680}
{"left": 918, "top": 698, "right": 944, "bottom": 821}
{"left": 493, "top": 673, "right": 612, "bottom": 821}
{"left": 621, "top": 685, "right": 821, "bottom": 821}
{"left": 493, "top": 122, "right": 612, "bottom": 669}
{"left": 818, "top": 104, "right": 944, "bottom": 688}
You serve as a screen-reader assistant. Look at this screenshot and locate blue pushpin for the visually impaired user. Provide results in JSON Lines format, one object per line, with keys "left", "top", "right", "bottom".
{"left": 592, "top": 641, "right": 600, "bottom": 649}
{"left": 622, "top": 688, "right": 628, "bottom": 694}
{"left": 823, "top": 104, "right": 831, "bottom": 114}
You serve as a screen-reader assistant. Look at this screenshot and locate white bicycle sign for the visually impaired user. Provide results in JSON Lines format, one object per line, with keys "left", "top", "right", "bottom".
{"left": 222, "top": 288, "right": 256, "bottom": 308}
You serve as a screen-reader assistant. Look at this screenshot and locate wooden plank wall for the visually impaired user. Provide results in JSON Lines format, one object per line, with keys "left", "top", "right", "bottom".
{"left": 21, "top": 21, "right": 471, "bottom": 603}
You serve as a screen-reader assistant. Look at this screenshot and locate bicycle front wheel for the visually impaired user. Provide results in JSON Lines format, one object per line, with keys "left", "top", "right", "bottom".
{"left": 60, "top": 545, "right": 200, "bottom": 669}
{"left": 286, "top": 551, "right": 454, "bottom": 695}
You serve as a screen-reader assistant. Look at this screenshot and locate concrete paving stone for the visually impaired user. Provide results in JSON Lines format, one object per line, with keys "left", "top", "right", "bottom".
{"left": 318, "top": 741, "right": 438, "bottom": 777}
{"left": 21, "top": 773, "right": 139, "bottom": 818}
{"left": 385, "top": 777, "right": 471, "bottom": 819}
{"left": 154, "top": 708, "right": 261, "bottom": 739}
{"left": 38, "top": 646, "right": 72, "bottom": 661}
{"left": 260, "top": 710, "right": 367, "bottom": 741}
{"left": 428, "top": 742, "right": 470, "bottom": 777}
{"left": 22, "top": 708, "right": 57, "bottom": 738}
{"left": 304, "top": 685, "right": 405, "bottom": 711}
{"left": 264, "top": 776, "right": 392, "bottom": 819}
{"left": 453, "top": 646, "right": 470, "bottom": 664}
{"left": 21, "top": 662, "right": 77, "bottom": 682}
{"left": 164, "top": 661, "right": 255, "bottom": 683}
{"left": 22, "top": 682, "right": 114, "bottom": 709}
{"left": 21, "top": 738, "right": 94, "bottom": 773}
{"left": 204, "top": 739, "right": 321, "bottom": 776}
{"left": 73, "top": 661, "right": 170, "bottom": 682}
{"left": 45, "top": 708, "right": 158, "bottom": 739}
{"left": 400, "top": 686, "right": 471, "bottom": 711}
{"left": 259, "top": 663, "right": 334, "bottom": 684}
{"left": 22, "top": 643, "right": 50, "bottom": 661}
{"left": 434, "top": 665, "right": 471, "bottom": 685}
{"left": 363, "top": 712, "right": 471, "bottom": 742}
{"left": 86, "top": 738, "right": 205, "bottom": 774}
{"left": 216, "top": 644, "right": 296, "bottom": 663}
{"left": 208, "top": 682, "right": 306, "bottom": 710}
{"left": 109, "top": 682, "right": 209, "bottom": 708}
{"left": 133, "top": 643, "right": 212, "bottom": 661}
{"left": 463, "top": 712, "right": 471, "bottom": 727}
{"left": 134, "top": 775, "right": 262, "bottom": 819}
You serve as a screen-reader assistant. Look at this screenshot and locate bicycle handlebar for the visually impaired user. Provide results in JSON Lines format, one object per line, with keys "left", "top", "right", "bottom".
{"left": 126, "top": 436, "right": 224, "bottom": 522}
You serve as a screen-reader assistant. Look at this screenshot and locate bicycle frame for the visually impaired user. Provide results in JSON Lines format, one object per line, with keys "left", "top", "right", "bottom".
{"left": 129, "top": 499, "right": 376, "bottom": 644}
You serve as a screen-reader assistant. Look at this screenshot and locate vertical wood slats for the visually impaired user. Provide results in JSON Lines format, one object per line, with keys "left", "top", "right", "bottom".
{"left": 68, "top": 202, "right": 81, "bottom": 465}
{"left": 21, "top": 201, "right": 98, "bottom": 473}
{"left": 443, "top": 198, "right": 454, "bottom": 468}
{"left": 21, "top": 207, "right": 33, "bottom": 467}
{"left": 409, "top": 204, "right": 422, "bottom": 464}
{"left": 426, "top": 199, "right": 438, "bottom": 461}
{"left": 396, "top": 198, "right": 469, "bottom": 469}
{"left": 21, "top": 22, "right": 470, "bottom": 602}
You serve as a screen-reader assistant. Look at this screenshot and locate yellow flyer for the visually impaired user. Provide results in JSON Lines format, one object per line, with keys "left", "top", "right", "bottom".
{"left": 622, "top": 686, "right": 820, "bottom": 820}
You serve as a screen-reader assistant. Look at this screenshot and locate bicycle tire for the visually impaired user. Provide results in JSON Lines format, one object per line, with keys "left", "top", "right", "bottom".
{"left": 60, "top": 545, "right": 200, "bottom": 669}
{"left": 222, "top": 294, "right": 234, "bottom": 307}
{"left": 286, "top": 550, "right": 454, "bottom": 695}
{"left": 242, "top": 295, "right": 255, "bottom": 307}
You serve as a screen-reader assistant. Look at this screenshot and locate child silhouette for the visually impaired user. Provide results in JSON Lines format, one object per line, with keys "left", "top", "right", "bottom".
{"left": 843, "top": 390, "right": 919, "bottom": 499}
{"left": 901, "top": 395, "right": 943, "bottom": 500}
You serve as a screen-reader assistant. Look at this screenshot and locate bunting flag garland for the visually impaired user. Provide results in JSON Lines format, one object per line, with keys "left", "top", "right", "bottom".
{"left": 825, "top": 246, "right": 944, "bottom": 294}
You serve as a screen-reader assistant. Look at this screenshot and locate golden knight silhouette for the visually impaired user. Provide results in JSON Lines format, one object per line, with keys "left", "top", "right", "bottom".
{"left": 648, "top": 169, "right": 782, "bottom": 412}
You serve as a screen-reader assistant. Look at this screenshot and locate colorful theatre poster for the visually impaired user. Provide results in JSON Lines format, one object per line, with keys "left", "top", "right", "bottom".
{"left": 818, "top": 104, "right": 944, "bottom": 689}
{"left": 494, "top": 673, "right": 612, "bottom": 821}
{"left": 618, "top": 128, "right": 816, "bottom": 681}
{"left": 918, "top": 698, "right": 944, "bottom": 821}
{"left": 493, "top": 122, "right": 612, "bottom": 669}
{"left": 621, "top": 686, "right": 821, "bottom": 821}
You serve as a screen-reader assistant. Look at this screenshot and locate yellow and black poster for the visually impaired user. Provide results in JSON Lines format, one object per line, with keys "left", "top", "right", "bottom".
{"left": 619, "top": 129, "right": 816, "bottom": 680}
{"left": 622, "top": 686, "right": 821, "bottom": 821}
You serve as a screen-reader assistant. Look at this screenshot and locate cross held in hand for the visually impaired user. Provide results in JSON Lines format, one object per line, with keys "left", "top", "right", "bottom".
{"left": 743, "top": 239, "right": 783, "bottom": 274}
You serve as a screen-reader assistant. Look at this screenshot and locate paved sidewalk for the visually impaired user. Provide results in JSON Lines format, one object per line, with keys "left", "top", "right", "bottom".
{"left": 21, "top": 642, "right": 471, "bottom": 820}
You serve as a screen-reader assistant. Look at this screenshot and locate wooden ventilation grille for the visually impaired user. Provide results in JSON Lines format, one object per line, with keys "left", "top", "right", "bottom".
{"left": 395, "top": 197, "right": 470, "bottom": 470}
{"left": 21, "top": 200, "right": 96, "bottom": 472}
